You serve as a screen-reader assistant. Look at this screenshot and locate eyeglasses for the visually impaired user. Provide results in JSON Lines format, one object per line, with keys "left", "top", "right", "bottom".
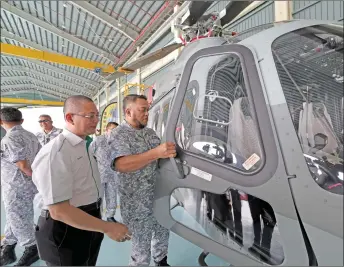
{"left": 38, "top": 120, "right": 52, "bottom": 123}
{"left": 72, "top": 113, "right": 100, "bottom": 120}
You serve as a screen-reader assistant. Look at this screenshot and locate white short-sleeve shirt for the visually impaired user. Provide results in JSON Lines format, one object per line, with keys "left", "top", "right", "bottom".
{"left": 32, "top": 129, "right": 102, "bottom": 209}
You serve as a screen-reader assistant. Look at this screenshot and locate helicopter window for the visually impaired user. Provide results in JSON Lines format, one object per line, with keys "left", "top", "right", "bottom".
{"left": 176, "top": 81, "right": 199, "bottom": 150}
{"left": 176, "top": 54, "right": 263, "bottom": 171}
{"left": 272, "top": 24, "right": 343, "bottom": 195}
{"left": 161, "top": 99, "right": 171, "bottom": 137}
{"left": 152, "top": 108, "right": 160, "bottom": 134}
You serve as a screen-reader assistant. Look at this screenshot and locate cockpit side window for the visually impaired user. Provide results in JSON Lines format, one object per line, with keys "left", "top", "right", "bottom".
{"left": 176, "top": 81, "right": 199, "bottom": 150}
{"left": 152, "top": 108, "right": 160, "bottom": 135}
{"left": 175, "top": 54, "right": 264, "bottom": 172}
{"left": 272, "top": 24, "right": 343, "bottom": 195}
{"left": 161, "top": 99, "right": 171, "bottom": 137}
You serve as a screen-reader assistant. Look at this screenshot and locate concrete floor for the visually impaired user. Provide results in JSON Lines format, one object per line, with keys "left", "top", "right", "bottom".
{"left": 1, "top": 197, "right": 229, "bottom": 266}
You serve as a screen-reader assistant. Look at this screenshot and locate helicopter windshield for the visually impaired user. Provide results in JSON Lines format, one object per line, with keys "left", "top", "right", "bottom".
{"left": 272, "top": 24, "right": 343, "bottom": 195}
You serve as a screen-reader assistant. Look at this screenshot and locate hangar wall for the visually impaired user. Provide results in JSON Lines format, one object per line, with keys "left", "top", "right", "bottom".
{"left": 225, "top": 1, "right": 275, "bottom": 32}
{"left": 225, "top": 0, "right": 343, "bottom": 33}
{"left": 292, "top": 0, "right": 343, "bottom": 22}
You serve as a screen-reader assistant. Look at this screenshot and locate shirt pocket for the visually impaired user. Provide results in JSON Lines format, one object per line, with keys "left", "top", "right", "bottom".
{"left": 131, "top": 139, "right": 149, "bottom": 154}
{"left": 148, "top": 136, "right": 161, "bottom": 149}
{"left": 72, "top": 153, "right": 89, "bottom": 178}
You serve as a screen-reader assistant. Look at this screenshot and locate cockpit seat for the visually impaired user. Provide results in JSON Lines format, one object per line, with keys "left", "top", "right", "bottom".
{"left": 298, "top": 102, "right": 338, "bottom": 155}
{"left": 227, "top": 97, "right": 262, "bottom": 167}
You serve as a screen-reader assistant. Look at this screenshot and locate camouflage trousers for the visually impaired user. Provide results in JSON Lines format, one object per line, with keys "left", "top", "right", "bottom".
{"left": 120, "top": 194, "right": 170, "bottom": 266}
{"left": 1, "top": 185, "right": 36, "bottom": 247}
{"left": 102, "top": 179, "right": 118, "bottom": 218}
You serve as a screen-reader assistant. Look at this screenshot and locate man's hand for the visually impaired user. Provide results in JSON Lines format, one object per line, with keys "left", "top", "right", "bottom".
{"left": 114, "top": 142, "right": 177, "bottom": 173}
{"left": 48, "top": 201, "right": 131, "bottom": 240}
{"left": 154, "top": 142, "right": 176, "bottom": 159}
{"left": 16, "top": 160, "right": 33, "bottom": 177}
{"left": 103, "top": 222, "right": 131, "bottom": 242}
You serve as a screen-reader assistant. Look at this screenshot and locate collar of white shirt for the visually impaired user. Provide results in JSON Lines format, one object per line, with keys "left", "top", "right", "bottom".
{"left": 62, "top": 128, "right": 84, "bottom": 147}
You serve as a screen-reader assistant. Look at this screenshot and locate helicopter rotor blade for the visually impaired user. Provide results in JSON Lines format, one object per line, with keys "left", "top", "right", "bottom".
{"left": 220, "top": 1, "right": 252, "bottom": 26}
{"left": 102, "top": 1, "right": 252, "bottom": 82}
{"left": 181, "top": 1, "right": 214, "bottom": 26}
{"left": 103, "top": 43, "right": 182, "bottom": 82}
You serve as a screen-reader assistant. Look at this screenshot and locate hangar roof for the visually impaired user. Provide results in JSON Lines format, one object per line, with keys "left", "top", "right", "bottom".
{"left": 1, "top": 1, "right": 182, "bottom": 102}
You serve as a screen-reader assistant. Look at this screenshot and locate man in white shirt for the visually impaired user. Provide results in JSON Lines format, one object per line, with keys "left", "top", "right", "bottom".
{"left": 32, "top": 95, "right": 130, "bottom": 266}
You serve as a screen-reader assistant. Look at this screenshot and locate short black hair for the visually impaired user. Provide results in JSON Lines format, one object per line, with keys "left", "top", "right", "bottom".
{"left": 123, "top": 94, "right": 147, "bottom": 112}
{"left": 0, "top": 107, "right": 23, "bottom": 122}
{"left": 39, "top": 114, "right": 52, "bottom": 120}
{"left": 63, "top": 95, "right": 94, "bottom": 114}
{"left": 106, "top": 122, "right": 118, "bottom": 129}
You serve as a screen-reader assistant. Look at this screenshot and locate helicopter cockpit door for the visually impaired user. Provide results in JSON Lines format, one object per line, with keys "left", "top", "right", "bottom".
{"left": 154, "top": 44, "right": 310, "bottom": 265}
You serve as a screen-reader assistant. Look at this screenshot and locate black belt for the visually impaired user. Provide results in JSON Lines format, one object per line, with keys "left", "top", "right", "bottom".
{"left": 40, "top": 198, "right": 102, "bottom": 219}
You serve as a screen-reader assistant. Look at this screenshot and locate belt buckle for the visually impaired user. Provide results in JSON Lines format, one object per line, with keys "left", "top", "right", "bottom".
{"left": 41, "top": 209, "right": 49, "bottom": 219}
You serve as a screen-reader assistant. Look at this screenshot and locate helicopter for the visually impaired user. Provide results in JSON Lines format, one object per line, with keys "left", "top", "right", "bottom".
{"left": 102, "top": 1, "right": 343, "bottom": 265}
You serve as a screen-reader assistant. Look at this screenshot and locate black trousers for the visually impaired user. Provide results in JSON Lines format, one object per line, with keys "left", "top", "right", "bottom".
{"left": 248, "top": 196, "right": 276, "bottom": 253}
{"left": 35, "top": 201, "right": 104, "bottom": 266}
{"left": 230, "top": 189, "right": 243, "bottom": 242}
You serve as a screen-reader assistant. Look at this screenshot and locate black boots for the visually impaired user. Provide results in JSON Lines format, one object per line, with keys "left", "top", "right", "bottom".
{"left": 0, "top": 243, "right": 17, "bottom": 266}
{"left": 14, "top": 244, "right": 39, "bottom": 266}
{"left": 155, "top": 256, "right": 170, "bottom": 266}
{"left": 1, "top": 243, "right": 39, "bottom": 266}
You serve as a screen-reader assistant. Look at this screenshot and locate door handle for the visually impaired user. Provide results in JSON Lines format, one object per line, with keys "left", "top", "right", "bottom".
{"left": 170, "top": 157, "right": 185, "bottom": 179}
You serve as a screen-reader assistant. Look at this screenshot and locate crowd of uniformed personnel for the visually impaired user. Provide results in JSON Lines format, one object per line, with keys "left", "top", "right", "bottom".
{"left": 0, "top": 94, "right": 176, "bottom": 266}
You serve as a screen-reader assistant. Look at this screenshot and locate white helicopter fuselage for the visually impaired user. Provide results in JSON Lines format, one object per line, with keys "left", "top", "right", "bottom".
{"left": 150, "top": 20, "right": 343, "bottom": 266}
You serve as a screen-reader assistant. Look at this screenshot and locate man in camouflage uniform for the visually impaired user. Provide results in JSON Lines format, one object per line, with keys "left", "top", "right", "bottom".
{"left": 0, "top": 107, "right": 41, "bottom": 266}
{"left": 109, "top": 94, "right": 176, "bottom": 266}
{"left": 35, "top": 114, "right": 62, "bottom": 146}
{"left": 90, "top": 121, "right": 119, "bottom": 222}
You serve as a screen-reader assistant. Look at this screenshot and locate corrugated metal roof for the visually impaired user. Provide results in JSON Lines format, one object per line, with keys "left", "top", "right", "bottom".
{"left": 1, "top": 0, "right": 178, "bottom": 101}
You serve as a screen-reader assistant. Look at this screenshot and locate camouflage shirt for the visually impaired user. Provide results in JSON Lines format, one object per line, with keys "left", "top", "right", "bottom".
{"left": 108, "top": 121, "right": 161, "bottom": 196}
{"left": 1, "top": 125, "right": 41, "bottom": 188}
{"left": 36, "top": 127, "right": 62, "bottom": 146}
{"left": 90, "top": 134, "right": 116, "bottom": 184}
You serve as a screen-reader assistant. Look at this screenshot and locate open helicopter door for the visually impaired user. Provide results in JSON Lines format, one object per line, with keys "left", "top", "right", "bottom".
{"left": 153, "top": 44, "right": 310, "bottom": 266}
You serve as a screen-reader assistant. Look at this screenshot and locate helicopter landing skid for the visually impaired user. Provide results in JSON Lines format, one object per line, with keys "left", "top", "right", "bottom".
{"left": 198, "top": 251, "right": 209, "bottom": 266}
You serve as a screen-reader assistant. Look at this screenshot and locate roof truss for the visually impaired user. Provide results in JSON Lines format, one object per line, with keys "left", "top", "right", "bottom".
{"left": 69, "top": 1, "right": 139, "bottom": 42}
{"left": 1, "top": 1, "right": 119, "bottom": 63}
{"left": 1, "top": 66, "right": 94, "bottom": 94}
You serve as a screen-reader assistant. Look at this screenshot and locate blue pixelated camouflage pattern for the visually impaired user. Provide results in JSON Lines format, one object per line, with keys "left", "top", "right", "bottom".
{"left": 108, "top": 121, "right": 169, "bottom": 266}
{"left": 36, "top": 126, "right": 62, "bottom": 146}
{"left": 1, "top": 125, "right": 41, "bottom": 188}
{"left": 90, "top": 134, "right": 116, "bottom": 184}
{"left": 103, "top": 178, "right": 118, "bottom": 218}
{"left": 90, "top": 134, "right": 118, "bottom": 217}
{"left": 0, "top": 125, "right": 41, "bottom": 247}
